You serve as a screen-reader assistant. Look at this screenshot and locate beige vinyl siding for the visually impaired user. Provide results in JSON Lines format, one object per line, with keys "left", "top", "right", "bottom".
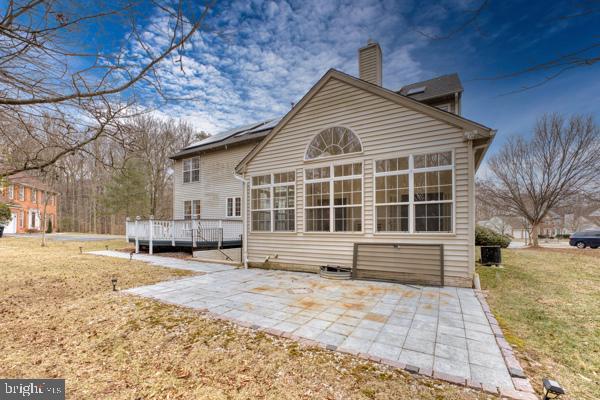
{"left": 244, "top": 77, "right": 475, "bottom": 287}
{"left": 173, "top": 143, "right": 255, "bottom": 220}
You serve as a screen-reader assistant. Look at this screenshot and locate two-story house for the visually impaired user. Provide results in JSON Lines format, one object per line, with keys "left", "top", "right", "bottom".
{"left": 163, "top": 41, "right": 494, "bottom": 287}
{"left": 1, "top": 173, "right": 59, "bottom": 234}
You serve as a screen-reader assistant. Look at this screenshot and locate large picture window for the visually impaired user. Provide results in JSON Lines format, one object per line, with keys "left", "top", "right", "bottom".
{"left": 183, "top": 157, "right": 200, "bottom": 183}
{"left": 251, "top": 172, "right": 295, "bottom": 232}
{"left": 375, "top": 151, "right": 453, "bottom": 233}
{"left": 305, "top": 162, "right": 362, "bottom": 232}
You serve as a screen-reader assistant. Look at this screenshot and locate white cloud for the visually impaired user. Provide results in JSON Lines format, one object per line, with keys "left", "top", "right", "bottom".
{"left": 131, "top": 0, "right": 428, "bottom": 134}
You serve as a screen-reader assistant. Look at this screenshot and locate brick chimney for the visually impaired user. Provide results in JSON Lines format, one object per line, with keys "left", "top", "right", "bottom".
{"left": 358, "top": 40, "right": 382, "bottom": 86}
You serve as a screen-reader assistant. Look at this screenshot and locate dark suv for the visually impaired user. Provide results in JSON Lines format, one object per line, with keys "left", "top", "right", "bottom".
{"left": 569, "top": 230, "right": 600, "bottom": 249}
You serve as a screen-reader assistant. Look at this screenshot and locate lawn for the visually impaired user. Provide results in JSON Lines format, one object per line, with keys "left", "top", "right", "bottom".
{"left": 0, "top": 237, "right": 490, "bottom": 400}
{"left": 478, "top": 248, "right": 599, "bottom": 400}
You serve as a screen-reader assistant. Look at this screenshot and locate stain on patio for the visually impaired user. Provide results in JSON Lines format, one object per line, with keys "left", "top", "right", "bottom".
{"left": 90, "top": 251, "right": 535, "bottom": 398}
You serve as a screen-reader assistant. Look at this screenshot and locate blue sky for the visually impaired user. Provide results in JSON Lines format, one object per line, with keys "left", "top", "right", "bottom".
{"left": 135, "top": 0, "right": 598, "bottom": 153}
{"left": 32, "top": 0, "right": 599, "bottom": 157}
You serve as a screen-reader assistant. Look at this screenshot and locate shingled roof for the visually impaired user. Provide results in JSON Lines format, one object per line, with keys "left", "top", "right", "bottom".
{"left": 398, "top": 73, "right": 463, "bottom": 102}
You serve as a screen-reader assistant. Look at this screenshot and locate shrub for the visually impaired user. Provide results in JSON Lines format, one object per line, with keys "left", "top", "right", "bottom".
{"left": 475, "top": 225, "right": 511, "bottom": 248}
{"left": 0, "top": 202, "right": 11, "bottom": 226}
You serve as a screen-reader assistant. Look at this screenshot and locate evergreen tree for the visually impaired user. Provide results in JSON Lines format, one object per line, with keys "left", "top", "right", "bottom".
{"left": 102, "top": 158, "right": 150, "bottom": 219}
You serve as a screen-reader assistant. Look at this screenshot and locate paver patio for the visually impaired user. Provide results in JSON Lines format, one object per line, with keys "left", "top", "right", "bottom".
{"left": 91, "top": 251, "right": 527, "bottom": 394}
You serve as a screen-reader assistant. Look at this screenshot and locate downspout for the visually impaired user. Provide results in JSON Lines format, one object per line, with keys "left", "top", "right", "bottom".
{"left": 234, "top": 172, "right": 249, "bottom": 269}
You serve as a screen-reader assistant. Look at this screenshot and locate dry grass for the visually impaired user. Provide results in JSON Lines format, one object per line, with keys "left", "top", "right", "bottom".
{"left": 0, "top": 237, "right": 491, "bottom": 400}
{"left": 478, "top": 248, "right": 599, "bottom": 400}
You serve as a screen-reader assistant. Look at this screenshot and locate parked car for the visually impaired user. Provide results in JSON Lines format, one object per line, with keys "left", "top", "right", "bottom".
{"left": 569, "top": 230, "right": 600, "bottom": 249}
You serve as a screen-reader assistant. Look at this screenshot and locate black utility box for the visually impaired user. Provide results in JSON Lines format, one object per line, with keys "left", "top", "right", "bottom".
{"left": 480, "top": 245, "right": 502, "bottom": 266}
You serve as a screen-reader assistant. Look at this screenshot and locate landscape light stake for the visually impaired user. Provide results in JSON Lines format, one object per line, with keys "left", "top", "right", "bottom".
{"left": 111, "top": 277, "right": 118, "bottom": 292}
{"left": 542, "top": 378, "right": 565, "bottom": 400}
{"left": 105, "top": 245, "right": 109, "bottom": 250}
{"left": 130, "top": 250, "right": 134, "bottom": 261}
{"left": 79, "top": 246, "right": 82, "bottom": 254}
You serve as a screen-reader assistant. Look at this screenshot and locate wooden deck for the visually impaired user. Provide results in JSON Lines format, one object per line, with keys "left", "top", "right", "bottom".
{"left": 125, "top": 218, "right": 242, "bottom": 254}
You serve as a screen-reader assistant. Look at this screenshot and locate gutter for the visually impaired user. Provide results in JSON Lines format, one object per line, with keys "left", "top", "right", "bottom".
{"left": 234, "top": 172, "right": 249, "bottom": 269}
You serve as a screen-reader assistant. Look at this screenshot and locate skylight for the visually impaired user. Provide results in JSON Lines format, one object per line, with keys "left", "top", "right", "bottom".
{"left": 406, "top": 86, "right": 426, "bottom": 95}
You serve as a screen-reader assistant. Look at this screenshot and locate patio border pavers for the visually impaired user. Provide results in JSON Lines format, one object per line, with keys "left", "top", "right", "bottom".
{"left": 148, "top": 295, "right": 538, "bottom": 400}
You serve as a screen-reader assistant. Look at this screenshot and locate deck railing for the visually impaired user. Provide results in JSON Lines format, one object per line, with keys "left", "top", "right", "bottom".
{"left": 125, "top": 218, "right": 243, "bottom": 254}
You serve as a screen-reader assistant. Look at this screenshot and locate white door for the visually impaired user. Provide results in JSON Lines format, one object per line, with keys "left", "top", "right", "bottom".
{"left": 4, "top": 212, "right": 17, "bottom": 233}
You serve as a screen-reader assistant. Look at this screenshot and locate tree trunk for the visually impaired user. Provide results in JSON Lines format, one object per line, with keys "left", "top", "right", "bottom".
{"left": 530, "top": 223, "right": 540, "bottom": 247}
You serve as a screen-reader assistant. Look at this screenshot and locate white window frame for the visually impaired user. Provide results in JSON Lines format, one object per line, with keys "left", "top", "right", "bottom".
{"left": 183, "top": 157, "right": 200, "bottom": 184}
{"left": 18, "top": 186, "right": 24, "bottom": 201}
{"left": 303, "top": 126, "right": 364, "bottom": 162}
{"left": 250, "top": 171, "right": 296, "bottom": 233}
{"left": 373, "top": 149, "right": 455, "bottom": 235}
{"left": 31, "top": 188, "right": 37, "bottom": 203}
{"left": 304, "top": 161, "right": 364, "bottom": 233}
{"left": 373, "top": 157, "right": 410, "bottom": 233}
{"left": 226, "top": 197, "right": 242, "bottom": 218}
{"left": 8, "top": 184, "right": 14, "bottom": 200}
{"left": 183, "top": 200, "right": 201, "bottom": 219}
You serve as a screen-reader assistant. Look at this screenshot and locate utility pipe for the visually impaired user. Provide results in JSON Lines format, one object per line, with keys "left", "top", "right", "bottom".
{"left": 234, "top": 172, "right": 250, "bottom": 269}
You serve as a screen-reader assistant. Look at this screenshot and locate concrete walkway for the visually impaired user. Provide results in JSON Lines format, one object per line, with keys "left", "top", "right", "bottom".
{"left": 88, "top": 250, "right": 234, "bottom": 273}
{"left": 89, "top": 252, "right": 534, "bottom": 398}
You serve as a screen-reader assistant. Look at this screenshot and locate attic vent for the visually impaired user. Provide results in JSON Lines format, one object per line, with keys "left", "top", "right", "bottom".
{"left": 406, "top": 86, "right": 426, "bottom": 95}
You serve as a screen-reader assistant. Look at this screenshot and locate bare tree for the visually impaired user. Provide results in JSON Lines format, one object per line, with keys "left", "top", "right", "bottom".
{"left": 480, "top": 114, "right": 600, "bottom": 246}
{"left": 123, "top": 115, "right": 201, "bottom": 218}
{"left": 0, "top": 0, "right": 215, "bottom": 177}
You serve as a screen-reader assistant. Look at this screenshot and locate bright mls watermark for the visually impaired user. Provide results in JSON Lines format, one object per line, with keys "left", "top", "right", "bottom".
{"left": 0, "top": 379, "right": 64, "bottom": 399}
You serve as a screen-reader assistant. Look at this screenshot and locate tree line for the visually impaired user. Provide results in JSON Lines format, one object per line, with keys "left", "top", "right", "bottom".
{"left": 52, "top": 115, "right": 205, "bottom": 234}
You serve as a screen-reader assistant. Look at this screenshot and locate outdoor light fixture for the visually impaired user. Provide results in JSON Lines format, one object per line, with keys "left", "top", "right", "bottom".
{"left": 105, "top": 245, "right": 109, "bottom": 250}
{"left": 79, "top": 246, "right": 82, "bottom": 254}
{"left": 542, "top": 378, "right": 565, "bottom": 399}
{"left": 129, "top": 251, "right": 134, "bottom": 261}
{"left": 111, "top": 277, "right": 118, "bottom": 291}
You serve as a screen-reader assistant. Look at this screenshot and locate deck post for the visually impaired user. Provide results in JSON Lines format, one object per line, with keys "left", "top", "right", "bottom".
{"left": 135, "top": 216, "right": 140, "bottom": 253}
{"left": 171, "top": 220, "right": 175, "bottom": 246}
{"left": 218, "top": 220, "right": 223, "bottom": 249}
{"left": 149, "top": 215, "right": 154, "bottom": 255}
{"left": 125, "top": 217, "right": 130, "bottom": 242}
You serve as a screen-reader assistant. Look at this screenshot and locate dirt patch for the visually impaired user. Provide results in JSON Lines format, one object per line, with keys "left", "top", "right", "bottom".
{"left": 341, "top": 302, "right": 366, "bottom": 311}
{"left": 297, "top": 298, "right": 323, "bottom": 310}
{"left": 364, "top": 313, "right": 387, "bottom": 323}
{"left": 250, "top": 286, "right": 276, "bottom": 293}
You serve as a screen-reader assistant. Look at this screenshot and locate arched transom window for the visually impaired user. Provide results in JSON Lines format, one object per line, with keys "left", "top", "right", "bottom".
{"left": 305, "top": 126, "right": 362, "bottom": 160}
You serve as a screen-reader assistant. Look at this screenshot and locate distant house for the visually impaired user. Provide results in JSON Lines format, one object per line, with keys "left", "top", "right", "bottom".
{"left": 156, "top": 41, "right": 496, "bottom": 287}
{"left": 479, "top": 209, "right": 600, "bottom": 241}
{"left": 0, "top": 173, "right": 58, "bottom": 233}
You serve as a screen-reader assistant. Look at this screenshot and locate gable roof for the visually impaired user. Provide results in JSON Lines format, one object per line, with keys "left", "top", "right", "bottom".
{"left": 7, "top": 172, "right": 58, "bottom": 193}
{"left": 171, "top": 117, "right": 281, "bottom": 160}
{"left": 235, "top": 69, "right": 493, "bottom": 173}
{"left": 398, "top": 73, "right": 463, "bottom": 102}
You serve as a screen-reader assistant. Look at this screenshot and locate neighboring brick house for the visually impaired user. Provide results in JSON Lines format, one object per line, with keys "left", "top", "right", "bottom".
{"left": 0, "top": 173, "right": 58, "bottom": 234}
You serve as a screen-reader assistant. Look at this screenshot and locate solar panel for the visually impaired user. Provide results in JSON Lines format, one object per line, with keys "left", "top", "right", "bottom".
{"left": 184, "top": 121, "right": 267, "bottom": 149}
